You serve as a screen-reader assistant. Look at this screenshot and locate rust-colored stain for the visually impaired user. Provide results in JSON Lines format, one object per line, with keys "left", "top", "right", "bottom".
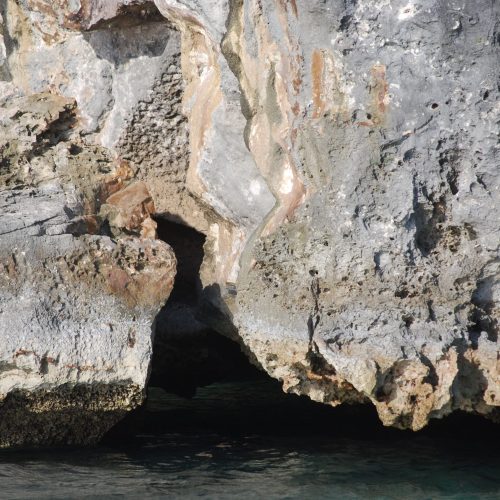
{"left": 63, "top": 0, "right": 93, "bottom": 30}
{"left": 311, "top": 49, "right": 325, "bottom": 118}
{"left": 113, "top": 158, "right": 134, "bottom": 181}
{"left": 63, "top": 364, "right": 99, "bottom": 372}
{"left": 370, "top": 64, "right": 388, "bottom": 124}
{"left": 105, "top": 181, "right": 154, "bottom": 212}
{"left": 292, "top": 75, "right": 302, "bottom": 94}
{"left": 104, "top": 181, "right": 155, "bottom": 233}
{"left": 276, "top": 0, "right": 298, "bottom": 19}
{"left": 292, "top": 54, "right": 303, "bottom": 94}
{"left": 107, "top": 268, "right": 131, "bottom": 295}
{"left": 289, "top": 0, "right": 298, "bottom": 18}
{"left": 98, "top": 158, "right": 135, "bottom": 206}
{"left": 306, "top": 370, "right": 335, "bottom": 382}
{"left": 14, "top": 349, "right": 35, "bottom": 358}
{"left": 98, "top": 178, "right": 123, "bottom": 206}
{"left": 27, "top": 1, "right": 61, "bottom": 43}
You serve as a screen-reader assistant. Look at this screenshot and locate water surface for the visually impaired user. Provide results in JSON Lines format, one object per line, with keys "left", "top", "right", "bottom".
{"left": 1, "top": 381, "right": 500, "bottom": 499}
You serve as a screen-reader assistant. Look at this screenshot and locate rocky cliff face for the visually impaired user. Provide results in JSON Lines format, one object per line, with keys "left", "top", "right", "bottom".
{"left": 154, "top": 0, "right": 499, "bottom": 431}
{"left": 0, "top": 91, "right": 176, "bottom": 447}
{"left": 0, "top": 0, "right": 498, "bottom": 445}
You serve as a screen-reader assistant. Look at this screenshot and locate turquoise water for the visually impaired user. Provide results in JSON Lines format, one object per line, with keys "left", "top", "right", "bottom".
{"left": 1, "top": 381, "right": 500, "bottom": 499}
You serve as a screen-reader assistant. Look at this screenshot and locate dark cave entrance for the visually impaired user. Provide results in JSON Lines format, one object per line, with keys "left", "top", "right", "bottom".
{"left": 155, "top": 217, "right": 206, "bottom": 305}
{"left": 149, "top": 216, "right": 263, "bottom": 398}
{"left": 112, "top": 224, "right": 500, "bottom": 446}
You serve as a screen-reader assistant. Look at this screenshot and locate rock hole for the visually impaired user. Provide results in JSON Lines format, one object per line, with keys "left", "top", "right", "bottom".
{"left": 414, "top": 199, "right": 446, "bottom": 256}
{"left": 339, "top": 13, "right": 353, "bottom": 31}
{"left": 402, "top": 315, "right": 414, "bottom": 328}
{"left": 149, "top": 216, "right": 262, "bottom": 398}
{"left": 427, "top": 300, "right": 437, "bottom": 322}
{"left": 403, "top": 148, "right": 415, "bottom": 162}
{"left": 447, "top": 169, "right": 459, "bottom": 195}
{"left": 155, "top": 216, "right": 205, "bottom": 303}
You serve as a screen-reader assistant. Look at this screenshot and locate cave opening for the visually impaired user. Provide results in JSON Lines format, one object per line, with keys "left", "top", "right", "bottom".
{"left": 149, "top": 215, "right": 263, "bottom": 398}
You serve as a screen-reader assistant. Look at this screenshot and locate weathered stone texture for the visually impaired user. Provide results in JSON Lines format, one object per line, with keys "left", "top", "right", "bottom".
{"left": 155, "top": 0, "right": 499, "bottom": 429}
{"left": 0, "top": 0, "right": 499, "bottom": 443}
{"left": 0, "top": 92, "right": 176, "bottom": 446}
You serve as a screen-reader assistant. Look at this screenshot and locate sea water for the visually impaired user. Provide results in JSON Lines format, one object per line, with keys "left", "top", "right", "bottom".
{"left": 1, "top": 380, "right": 500, "bottom": 499}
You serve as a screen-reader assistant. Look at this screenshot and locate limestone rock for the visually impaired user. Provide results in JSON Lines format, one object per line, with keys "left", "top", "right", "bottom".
{"left": 0, "top": 0, "right": 499, "bottom": 442}
{"left": 0, "top": 92, "right": 176, "bottom": 447}
{"left": 155, "top": 0, "right": 500, "bottom": 430}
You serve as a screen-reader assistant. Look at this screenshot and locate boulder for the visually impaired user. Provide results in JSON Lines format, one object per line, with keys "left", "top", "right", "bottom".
{"left": 0, "top": 92, "right": 176, "bottom": 447}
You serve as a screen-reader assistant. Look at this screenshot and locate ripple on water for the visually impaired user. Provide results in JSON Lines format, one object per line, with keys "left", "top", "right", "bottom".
{"left": 1, "top": 381, "right": 500, "bottom": 499}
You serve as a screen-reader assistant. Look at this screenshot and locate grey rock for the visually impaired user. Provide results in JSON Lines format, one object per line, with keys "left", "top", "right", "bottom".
{"left": 156, "top": 0, "right": 500, "bottom": 429}
{"left": 0, "top": 92, "right": 176, "bottom": 447}
{"left": 0, "top": 0, "right": 499, "bottom": 443}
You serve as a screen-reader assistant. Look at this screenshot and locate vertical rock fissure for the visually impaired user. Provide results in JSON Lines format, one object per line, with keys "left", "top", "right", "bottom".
{"left": 149, "top": 216, "right": 262, "bottom": 398}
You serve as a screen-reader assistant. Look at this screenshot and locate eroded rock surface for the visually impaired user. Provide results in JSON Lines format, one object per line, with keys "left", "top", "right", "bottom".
{"left": 0, "top": 92, "right": 176, "bottom": 447}
{"left": 155, "top": 0, "right": 500, "bottom": 430}
{"left": 0, "top": 0, "right": 499, "bottom": 443}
